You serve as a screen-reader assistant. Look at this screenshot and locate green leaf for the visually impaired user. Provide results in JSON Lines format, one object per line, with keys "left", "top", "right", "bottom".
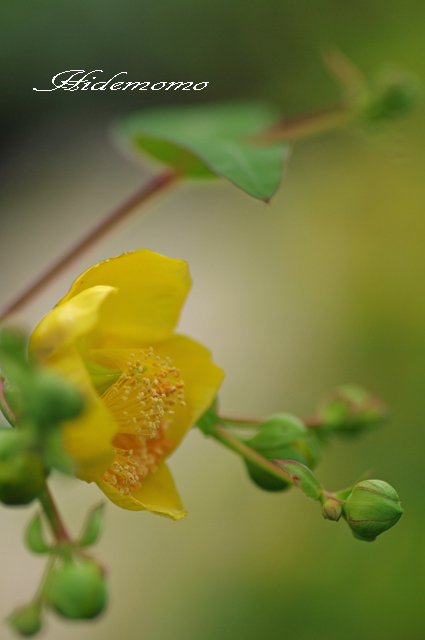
{"left": 196, "top": 403, "right": 221, "bottom": 436}
{"left": 273, "top": 460, "right": 324, "bottom": 501}
{"left": 79, "top": 503, "right": 105, "bottom": 547}
{"left": 25, "top": 513, "right": 51, "bottom": 554}
{"left": 115, "top": 101, "right": 291, "bottom": 201}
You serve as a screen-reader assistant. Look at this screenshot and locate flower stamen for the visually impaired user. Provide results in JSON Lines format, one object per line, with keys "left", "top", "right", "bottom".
{"left": 100, "top": 349, "right": 184, "bottom": 439}
{"left": 100, "top": 348, "right": 184, "bottom": 495}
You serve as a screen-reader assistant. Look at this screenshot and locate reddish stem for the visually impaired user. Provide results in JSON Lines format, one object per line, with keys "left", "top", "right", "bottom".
{"left": 254, "top": 102, "right": 352, "bottom": 143}
{"left": 38, "top": 486, "right": 71, "bottom": 543}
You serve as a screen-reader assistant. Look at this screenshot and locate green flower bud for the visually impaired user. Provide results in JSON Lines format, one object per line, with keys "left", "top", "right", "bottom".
{"left": 8, "top": 602, "right": 42, "bottom": 636}
{"left": 0, "top": 429, "right": 46, "bottom": 505}
{"left": 245, "top": 414, "right": 318, "bottom": 492}
{"left": 48, "top": 560, "right": 108, "bottom": 619}
{"left": 0, "top": 451, "right": 46, "bottom": 505}
{"left": 321, "top": 497, "right": 343, "bottom": 521}
{"left": 318, "top": 385, "right": 388, "bottom": 437}
{"left": 344, "top": 480, "right": 403, "bottom": 541}
{"left": 358, "top": 69, "right": 420, "bottom": 124}
{"left": 26, "top": 372, "right": 84, "bottom": 425}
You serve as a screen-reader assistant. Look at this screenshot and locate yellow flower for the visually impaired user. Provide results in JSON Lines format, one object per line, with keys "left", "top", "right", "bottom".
{"left": 29, "top": 250, "right": 224, "bottom": 520}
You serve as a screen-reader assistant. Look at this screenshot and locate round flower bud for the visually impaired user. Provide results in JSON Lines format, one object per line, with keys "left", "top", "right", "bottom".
{"left": 321, "top": 498, "right": 342, "bottom": 522}
{"left": 8, "top": 603, "right": 42, "bottom": 636}
{"left": 0, "top": 451, "right": 46, "bottom": 505}
{"left": 344, "top": 480, "right": 403, "bottom": 541}
{"left": 27, "top": 372, "right": 84, "bottom": 425}
{"left": 359, "top": 71, "right": 420, "bottom": 124}
{"left": 318, "top": 385, "right": 388, "bottom": 437}
{"left": 0, "top": 429, "right": 46, "bottom": 505}
{"left": 48, "top": 560, "right": 108, "bottom": 619}
{"left": 245, "top": 414, "right": 317, "bottom": 492}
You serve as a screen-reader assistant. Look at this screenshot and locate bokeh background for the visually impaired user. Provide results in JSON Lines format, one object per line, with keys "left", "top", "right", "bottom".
{"left": 2, "top": 1, "right": 425, "bottom": 638}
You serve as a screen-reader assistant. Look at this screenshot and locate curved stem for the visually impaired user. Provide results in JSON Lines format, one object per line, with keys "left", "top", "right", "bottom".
{"left": 0, "top": 169, "right": 178, "bottom": 320}
{"left": 211, "top": 423, "right": 295, "bottom": 487}
{"left": 38, "top": 485, "right": 71, "bottom": 543}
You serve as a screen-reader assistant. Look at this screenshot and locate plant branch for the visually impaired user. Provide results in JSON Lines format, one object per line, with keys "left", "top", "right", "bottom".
{"left": 38, "top": 486, "right": 71, "bottom": 544}
{"left": 220, "top": 411, "right": 323, "bottom": 430}
{"left": 210, "top": 423, "right": 296, "bottom": 486}
{"left": 254, "top": 102, "right": 354, "bottom": 143}
{"left": 0, "top": 169, "right": 178, "bottom": 321}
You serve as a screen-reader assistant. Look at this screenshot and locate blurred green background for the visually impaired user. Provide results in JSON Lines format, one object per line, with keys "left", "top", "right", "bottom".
{"left": 2, "top": 1, "right": 425, "bottom": 639}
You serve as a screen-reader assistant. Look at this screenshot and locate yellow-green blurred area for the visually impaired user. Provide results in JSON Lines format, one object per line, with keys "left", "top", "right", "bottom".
{"left": 2, "top": 1, "right": 425, "bottom": 639}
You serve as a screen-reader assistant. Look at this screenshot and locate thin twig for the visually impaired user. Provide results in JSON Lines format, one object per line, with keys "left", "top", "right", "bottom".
{"left": 0, "top": 169, "right": 178, "bottom": 320}
{"left": 253, "top": 102, "right": 353, "bottom": 143}
{"left": 220, "top": 411, "right": 323, "bottom": 430}
{"left": 211, "top": 424, "right": 295, "bottom": 486}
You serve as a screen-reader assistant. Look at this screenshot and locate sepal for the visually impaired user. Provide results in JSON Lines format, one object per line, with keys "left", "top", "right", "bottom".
{"left": 272, "top": 460, "right": 324, "bottom": 501}
{"left": 25, "top": 513, "right": 52, "bottom": 554}
{"left": 78, "top": 502, "right": 105, "bottom": 547}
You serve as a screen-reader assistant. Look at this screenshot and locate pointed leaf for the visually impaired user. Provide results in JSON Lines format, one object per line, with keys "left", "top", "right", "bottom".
{"left": 115, "top": 101, "right": 291, "bottom": 201}
{"left": 25, "top": 513, "right": 51, "bottom": 554}
{"left": 79, "top": 503, "right": 105, "bottom": 547}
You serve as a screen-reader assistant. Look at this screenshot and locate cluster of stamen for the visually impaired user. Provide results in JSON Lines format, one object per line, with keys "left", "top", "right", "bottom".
{"left": 100, "top": 348, "right": 185, "bottom": 495}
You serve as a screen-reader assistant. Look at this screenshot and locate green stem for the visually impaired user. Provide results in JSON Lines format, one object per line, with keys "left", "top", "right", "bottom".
{"left": 210, "top": 423, "right": 296, "bottom": 487}
{"left": 0, "top": 169, "right": 178, "bottom": 320}
{"left": 219, "top": 411, "right": 323, "bottom": 430}
{"left": 38, "top": 486, "right": 70, "bottom": 543}
{"left": 33, "top": 552, "right": 57, "bottom": 605}
{"left": 0, "top": 375, "right": 16, "bottom": 426}
{"left": 219, "top": 412, "right": 263, "bottom": 427}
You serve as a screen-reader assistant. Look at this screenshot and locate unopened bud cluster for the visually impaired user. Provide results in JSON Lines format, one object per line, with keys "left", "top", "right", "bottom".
{"left": 0, "top": 328, "right": 84, "bottom": 506}
{"left": 9, "top": 502, "right": 108, "bottom": 635}
{"left": 9, "top": 558, "right": 108, "bottom": 636}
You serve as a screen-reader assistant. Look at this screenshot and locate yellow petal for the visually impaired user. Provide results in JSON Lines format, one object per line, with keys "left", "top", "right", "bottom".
{"left": 30, "top": 286, "right": 116, "bottom": 362}
{"left": 58, "top": 250, "right": 191, "bottom": 350}
{"left": 97, "top": 462, "right": 187, "bottom": 520}
{"left": 150, "top": 335, "right": 224, "bottom": 451}
{"left": 41, "top": 347, "right": 118, "bottom": 481}
{"left": 89, "top": 333, "right": 224, "bottom": 454}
